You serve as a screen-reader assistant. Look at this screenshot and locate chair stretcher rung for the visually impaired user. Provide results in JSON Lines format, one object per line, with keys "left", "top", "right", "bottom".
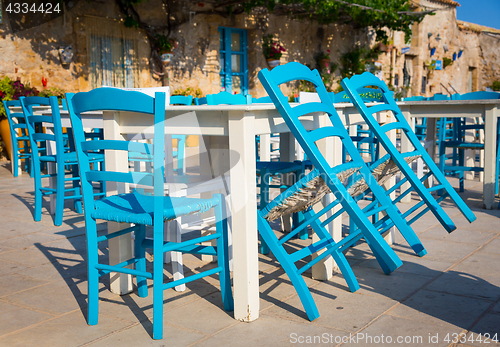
{"left": 163, "top": 267, "right": 221, "bottom": 291}
{"left": 96, "top": 258, "right": 151, "bottom": 278}
{"left": 142, "top": 232, "right": 221, "bottom": 254}
{"left": 275, "top": 198, "right": 340, "bottom": 245}
{"left": 289, "top": 238, "right": 331, "bottom": 263}
{"left": 96, "top": 225, "right": 139, "bottom": 243}
{"left": 297, "top": 243, "right": 339, "bottom": 275}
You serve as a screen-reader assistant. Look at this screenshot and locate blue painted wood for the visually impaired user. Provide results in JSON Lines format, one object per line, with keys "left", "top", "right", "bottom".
{"left": 3, "top": 100, "right": 32, "bottom": 177}
{"left": 19, "top": 96, "right": 104, "bottom": 226}
{"left": 205, "top": 91, "right": 252, "bottom": 105}
{"left": 258, "top": 62, "right": 424, "bottom": 320}
{"left": 437, "top": 91, "right": 499, "bottom": 192}
{"left": 340, "top": 71, "right": 476, "bottom": 230}
{"left": 170, "top": 95, "right": 193, "bottom": 105}
{"left": 66, "top": 88, "right": 233, "bottom": 340}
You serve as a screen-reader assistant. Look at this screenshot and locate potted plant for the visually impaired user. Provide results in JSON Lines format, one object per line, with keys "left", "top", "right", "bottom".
{"left": 262, "top": 34, "right": 285, "bottom": 68}
{"left": 443, "top": 57, "right": 453, "bottom": 69}
{"left": 425, "top": 60, "right": 437, "bottom": 78}
{"left": 156, "top": 35, "right": 177, "bottom": 64}
{"left": 319, "top": 50, "right": 331, "bottom": 70}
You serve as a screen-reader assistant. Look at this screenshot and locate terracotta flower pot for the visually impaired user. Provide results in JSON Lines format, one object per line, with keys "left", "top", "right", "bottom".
{"left": 266, "top": 59, "right": 280, "bottom": 68}
{"left": 0, "top": 118, "right": 12, "bottom": 160}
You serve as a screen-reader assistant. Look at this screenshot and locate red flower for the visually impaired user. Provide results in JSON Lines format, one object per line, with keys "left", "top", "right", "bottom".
{"left": 42, "top": 77, "right": 48, "bottom": 88}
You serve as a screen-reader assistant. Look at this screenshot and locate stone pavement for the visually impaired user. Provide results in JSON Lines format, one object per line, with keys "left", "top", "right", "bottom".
{"left": 0, "top": 160, "right": 499, "bottom": 347}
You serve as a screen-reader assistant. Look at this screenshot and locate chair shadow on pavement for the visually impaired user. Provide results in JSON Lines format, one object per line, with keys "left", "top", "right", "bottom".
{"left": 34, "top": 237, "right": 233, "bottom": 338}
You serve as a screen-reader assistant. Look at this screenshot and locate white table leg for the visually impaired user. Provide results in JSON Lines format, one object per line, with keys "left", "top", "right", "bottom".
{"left": 279, "top": 132, "right": 296, "bottom": 233}
{"left": 400, "top": 111, "right": 414, "bottom": 203}
{"left": 103, "top": 111, "right": 133, "bottom": 295}
{"left": 259, "top": 134, "right": 271, "bottom": 162}
{"left": 464, "top": 118, "right": 476, "bottom": 181}
{"left": 381, "top": 125, "right": 396, "bottom": 245}
{"left": 228, "top": 110, "right": 259, "bottom": 322}
{"left": 483, "top": 106, "right": 497, "bottom": 210}
{"left": 312, "top": 112, "right": 337, "bottom": 280}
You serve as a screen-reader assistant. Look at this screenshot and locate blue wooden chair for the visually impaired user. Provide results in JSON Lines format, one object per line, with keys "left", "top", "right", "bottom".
{"left": 65, "top": 88, "right": 233, "bottom": 340}
{"left": 438, "top": 91, "right": 500, "bottom": 192}
{"left": 3, "top": 100, "right": 32, "bottom": 177}
{"left": 341, "top": 72, "right": 476, "bottom": 234}
{"left": 257, "top": 62, "right": 430, "bottom": 320}
{"left": 19, "top": 96, "right": 105, "bottom": 226}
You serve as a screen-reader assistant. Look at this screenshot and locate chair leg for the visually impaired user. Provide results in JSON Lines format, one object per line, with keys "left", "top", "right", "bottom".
{"left": 356, "top": 218, "right": 402, "bottom": 275}
{"left": 135, "top": 225, "right": 148, "bottom": 298}
{"left": 152, "top": 222, "right": 164, "bottom": 340}
{"left": 72, "top": 163, "right": 83, "bottom": 214}
{"left": 257, "top": 215, "right": 319, "bottom": 321}
{"left": 259, "top": 169, "right": 270, "bottom": 255}
{"left": 214, "top": 194, "right": 234, "bottom": 311}
{"left": 331, "top": 250, "right": 360, "bottom": 292}
{"left": 458, "top": 149, "right": 465, "bottom": 192}
{"left": 54, "top": 163, "right": 66, "bottom": 226}
{"left": 86, "top": 219, "right": 100, "bottom": 325}
{"left": 34, "top": 170, "right": 42, "bottom": 222}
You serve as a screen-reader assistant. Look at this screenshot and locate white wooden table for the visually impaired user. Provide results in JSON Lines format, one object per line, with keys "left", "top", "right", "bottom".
{"left": 397, "top": 99, "right": 500, "bottom": 209}
{"left": 99, "top": 104, "right": 338, "bottom": 322}
{"left": 34, "top": 98, "right": 500, "bottom": 323}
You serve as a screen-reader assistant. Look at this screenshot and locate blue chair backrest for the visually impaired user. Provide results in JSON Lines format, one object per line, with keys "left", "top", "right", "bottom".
{"left": 20, "top": 96, "right": 64, "bottom": 166}
{"left": 403, "top": 96, "right": 427, "bottom": 101}
{"left": 258, "top": 63, "right": 378, "bottom": 188}
{"left": 430, "top": 94, "right": 450, "bottom": 101}
{"left": 204, "top": 91, "right": 252, "bottom": 105}
{"left": 170, "top": 95, "right": 193, "bottom": 105}
{"left": 253, "top": 95, "right": 289, "bottom": 104}
{"left": 3, "top": 99, "right": 28, "bottom": 138}
{"left": 456, "top": 91, "right": 500, "bottom": 100}
{"left": 66, "top": 88, "right": 167, "bottom": 221}
{"left": 333, "top": 88, "right": 385, "bottom": 103}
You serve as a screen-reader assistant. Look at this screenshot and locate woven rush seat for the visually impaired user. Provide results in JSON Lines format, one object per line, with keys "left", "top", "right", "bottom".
{"left": 40, "top": 151, "right": 104, "bottom": 163}
{"left": 91, "top": 190, "right": 220, "bottom": 225}
{"left": 262, "top": 154, "right": 421, "bottom": 222}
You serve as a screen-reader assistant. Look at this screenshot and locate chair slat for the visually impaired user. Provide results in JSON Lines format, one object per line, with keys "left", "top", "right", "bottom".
{"left": 81, "top": 139, "right": 153, "bottom": 154}
{"left": 86, "top": 171, "right": 154, "bottom": 186}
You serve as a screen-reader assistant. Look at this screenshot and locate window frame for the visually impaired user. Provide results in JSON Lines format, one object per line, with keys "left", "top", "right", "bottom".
{"left": 218, "top": 27, "right": 248, "bottom": 95}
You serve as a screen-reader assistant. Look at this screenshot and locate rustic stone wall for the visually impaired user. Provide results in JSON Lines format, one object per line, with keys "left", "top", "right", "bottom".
{"left": 167, "top": 13, "right": 366, "bottom": 97}
{"left": 1, "top": 0, "right": 498, "bottom": 98}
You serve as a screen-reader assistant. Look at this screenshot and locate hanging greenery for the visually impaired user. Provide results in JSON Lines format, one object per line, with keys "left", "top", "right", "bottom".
{"left": 239, "top": 0, "right": 432, "bottom": 43}
{"left": 111, "top": 0, "right": 432, "bottom": 75}
{"left": 339, "top": 46, "right": 381, "bottom": 79}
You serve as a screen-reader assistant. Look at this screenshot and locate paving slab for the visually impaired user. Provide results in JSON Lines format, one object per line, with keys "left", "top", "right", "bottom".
{"left": 387, "top": 289, "right": 492, "bottom": 330}
{"left": 465, "top": 313, "right": 500, "bottom": 347}
{"left": 341, "top": 314, "right": 463, "bottom": 347}
{"left": 452, "top": 252, "right": 500, "bottom": 279}
{"left": 0, "top": 310, "right": 134, "bottom": 347}
{"left": 425, "top": 270, "right": 500, "bottom": 301}
{"left": 0, "top": 300, "right": 53, "bottom": 336}
{"left": 196, "top": 314, "right": 350, "bottom": 347}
